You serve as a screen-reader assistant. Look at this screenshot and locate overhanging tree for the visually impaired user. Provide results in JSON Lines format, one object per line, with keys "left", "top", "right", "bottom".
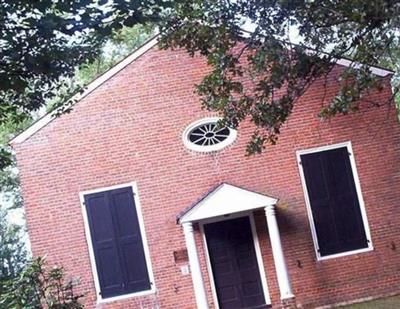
{"left": 0, "top": 0, "right": 169, "bottom": 168}
{"left": 0, "top": 20, "right": 155, "bottom": 306}
{"left": 159, "top": 0, "right": 400, "bottom": 153}
{"left": 1, "top": 0, "right": 400, "bottom": 167}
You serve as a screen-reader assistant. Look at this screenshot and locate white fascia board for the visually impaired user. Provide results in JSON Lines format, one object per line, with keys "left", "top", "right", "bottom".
{"left": 180, "top": 183, "right": 278, "bottom": 223}
{"left": 336, "top": 58, "right": 393, "bottom": 77}
{"left": 10, "top": 34, "right": 392, "bottom": 146}
{"left": 290, "top": 39, "right": 393, "bottom": 77}
{"left": 10, "top": 35, "right": 160, "bottom": 145}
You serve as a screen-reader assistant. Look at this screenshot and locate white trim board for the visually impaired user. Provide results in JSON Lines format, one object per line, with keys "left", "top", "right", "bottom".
{"left": 10, "top": 35, "right": 160, "bottom": 145}
{"left": 336, "top": 58, "right": 393, "bottom": 77}
{"left": 79, "top": 181, "right": 156, "bottom": 304}
{"left": 179, "top": 183, "right": 277, "bottom": 224}
{"left": 182, "top": 117, "right": 238, "bottom": 153}
{"left": 296, "top": 141, "right": 373, "bottom": 261}
{"left": 10, "top": 34, "right": 393, "bottom": 146}
{"left": 200, "top": 212, "right": 271, "bottom": 309}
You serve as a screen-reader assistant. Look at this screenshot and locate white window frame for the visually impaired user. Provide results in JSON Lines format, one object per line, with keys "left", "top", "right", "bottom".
{"left": 79, "top": 182, "right": 156, "bottom": 304}
{"left": 296, "top": 141, "right": 373, "bottom": 261}
{"left": 199, "top": 212, "right": 271, "bottom": 308}
{"left": 182, "top": 117, "right": 237, "bottom": 153}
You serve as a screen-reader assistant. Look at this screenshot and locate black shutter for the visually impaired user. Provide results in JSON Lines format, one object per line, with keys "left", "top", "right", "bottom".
{"left": 84, "top": 187, "right": 151, "bottom": 298}
{"left": 301, "top": 147, "right": 369, "bottom": 256}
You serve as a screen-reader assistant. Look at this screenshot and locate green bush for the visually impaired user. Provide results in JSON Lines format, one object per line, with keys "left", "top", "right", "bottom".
{"left": 0, "top": 257, "right": 84, "bottom": 308}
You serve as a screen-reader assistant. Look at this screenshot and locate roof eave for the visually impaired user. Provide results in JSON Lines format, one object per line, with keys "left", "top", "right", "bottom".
{"left": 9, "top": 35, "right": 160, "bottom": 146}
{"left": 10, "top": 34, "right": 394, "bottom": 146}
{"left": 336, "top": 58, "right": 394, "bottom": 77}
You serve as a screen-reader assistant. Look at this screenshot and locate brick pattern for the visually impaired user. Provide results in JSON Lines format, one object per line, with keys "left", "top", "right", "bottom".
{"left": 14, "top": 47, "right": 400, "bottom": 309}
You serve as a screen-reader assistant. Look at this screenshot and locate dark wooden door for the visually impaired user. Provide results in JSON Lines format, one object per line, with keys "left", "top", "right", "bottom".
{"left": 204, "top": 217, "right": 268, "bottom": 309}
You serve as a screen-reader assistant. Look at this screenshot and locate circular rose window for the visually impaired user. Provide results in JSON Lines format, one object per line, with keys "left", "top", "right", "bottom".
{"left": 182, "top": 117, "right": 237, "bottom": 152}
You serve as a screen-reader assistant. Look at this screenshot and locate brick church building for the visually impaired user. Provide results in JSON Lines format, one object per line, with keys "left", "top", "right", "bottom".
{"left": 11, "top": 36, "right": 400, "bottom": 308}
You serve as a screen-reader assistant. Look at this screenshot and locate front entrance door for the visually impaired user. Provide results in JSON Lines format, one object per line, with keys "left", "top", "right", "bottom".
{"left": 204, "top": 216, "right": 269, "bottom": 309}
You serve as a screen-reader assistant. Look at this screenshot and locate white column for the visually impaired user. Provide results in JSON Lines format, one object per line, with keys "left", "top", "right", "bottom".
{"left": 182, "top": 222, "right": 209, "bottom": 309}
{"left": 264, "top": 205, "right": 294, "bottom": 300}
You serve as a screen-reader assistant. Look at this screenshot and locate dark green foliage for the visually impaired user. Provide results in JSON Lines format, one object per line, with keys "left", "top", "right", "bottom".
{"left": 0, "top": 1, "right": 167, "bottom": 120}
{"left": 77, "top": 24, "right": 155, "bottom": 86}
{"left": 0, "top": 120, "right": 30, "bottom": 296}
{"left": 1, "top": 1, "right": 399, "bottom": 166}
{"left": 0, "top": 116, "right": 32, "bottom": 208}
{"left": 0, "top": 1, "right": 169, "bottom": 169}
{"left": 159, "top": 0, "right": 400, "bottom": 153}
{"left": 0, "top": 257, "right": 84, "bottom": 309}
{"left": 46, "top": 24, "right": 155, "bottom": 114}
{"left": 0, "top": 208, "right": 27, "bottom": 291}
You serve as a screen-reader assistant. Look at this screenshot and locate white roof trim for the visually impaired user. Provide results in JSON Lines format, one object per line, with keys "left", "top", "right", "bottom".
{"left": 179, "top": 183, "right": 278, "bottom": 224}
{"left": 10, "top": 34, "right": 393, "bottom": 145}
{"left": 336, "top": 58, "right": 393, "bottom": 77}
{"left": 10, "top": 35, "right": 160, "bottom": 145}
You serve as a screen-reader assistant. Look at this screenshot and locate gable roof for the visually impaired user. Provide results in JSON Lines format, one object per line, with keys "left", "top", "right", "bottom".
{"left": 10, "top": 35, "right": 160, "bottom": 145}
{"left": 10, "top": 35, "right": 394, "bottom": 145}
{"left": 177, "top": 183, "right": 278, "bottom": 224}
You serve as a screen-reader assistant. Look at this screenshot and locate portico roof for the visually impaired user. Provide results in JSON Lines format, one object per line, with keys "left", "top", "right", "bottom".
{"left": 178, "top": 183, "right": 278, "bottom": 224}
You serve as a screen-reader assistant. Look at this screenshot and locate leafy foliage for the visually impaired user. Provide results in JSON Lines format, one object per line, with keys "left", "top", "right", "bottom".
{"left": 159, "top": 0, "right": 400, "bottom": 153}
{"left": 0, "top": 24, "right": 155, "bottom": 303}
{"left": 0, "top": 257, "right": 83, "bottom": 309}
{"left": 0, "top": 116, "right": 32, "bottom": 208}
{"left": 46, "top": 24, "right": 155, "bottom": 113}
{"left": 0, "top": 0, "right": 169, "bottom": 168}
{"left": 0, "top": 118, "right": 30, "bottom": 296}
{"left": 77, "top": 24, "right": 155, "bottom": 85}
{"left": 0, "top": 208, "right": 27, "bottom": 290}
{"left": 1, "top": 0, "right": 399, "bottom": 165}
{"left": 0, "top": 0, "right": 166, "bottom": 119}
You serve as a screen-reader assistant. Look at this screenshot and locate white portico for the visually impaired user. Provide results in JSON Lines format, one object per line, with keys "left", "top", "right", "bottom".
{"left": 178, "top": 183, "right": 294, "bottom": 309}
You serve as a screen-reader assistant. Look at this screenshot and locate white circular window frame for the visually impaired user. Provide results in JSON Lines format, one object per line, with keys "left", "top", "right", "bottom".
{"left": 182, "top": 117, "right": 237, "bottom": 153}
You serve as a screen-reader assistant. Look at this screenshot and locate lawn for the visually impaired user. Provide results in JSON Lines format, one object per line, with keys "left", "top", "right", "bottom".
{"left": 339, "top": 295, "right": 400, "bottom": 308}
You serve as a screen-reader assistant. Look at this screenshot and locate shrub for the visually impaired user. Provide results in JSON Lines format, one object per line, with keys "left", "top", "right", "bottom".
{"left": 0, "top": 257, "right": 84, "bottom": 308}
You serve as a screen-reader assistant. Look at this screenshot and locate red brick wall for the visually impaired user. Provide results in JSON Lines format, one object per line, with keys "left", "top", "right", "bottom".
{"left": 14, "top": 46, "right": 400, "bottom": 309}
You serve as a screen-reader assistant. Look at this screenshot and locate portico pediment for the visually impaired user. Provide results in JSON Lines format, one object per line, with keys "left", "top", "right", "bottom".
{"left": 178, "top": 183, "right": 278, "bottom": 224}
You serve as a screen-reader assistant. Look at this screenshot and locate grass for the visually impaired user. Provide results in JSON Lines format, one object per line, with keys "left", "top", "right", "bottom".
{"left": 339, "top": 295, "right": 400, "bottom": 308}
